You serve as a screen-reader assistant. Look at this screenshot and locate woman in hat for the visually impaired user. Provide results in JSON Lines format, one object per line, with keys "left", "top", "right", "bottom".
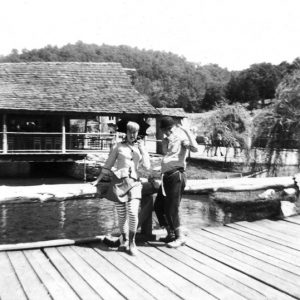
{"left": 93, "top": 121, "right": 150, "bottom": 255}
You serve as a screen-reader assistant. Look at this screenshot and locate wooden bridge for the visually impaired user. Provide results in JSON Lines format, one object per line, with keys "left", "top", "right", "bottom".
{"left": 1, "top": 215, "right": 300, "bottom": 300}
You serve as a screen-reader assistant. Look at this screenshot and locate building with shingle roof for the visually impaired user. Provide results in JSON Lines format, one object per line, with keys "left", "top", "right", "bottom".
{"left": 0, "top": 62, "right": 159, "bottom": 164}
{"left": 0, "top": 62, "right": 158, "bottom": 116}
{"left": 157, "top": 107, "right": 186, "bottom": 118}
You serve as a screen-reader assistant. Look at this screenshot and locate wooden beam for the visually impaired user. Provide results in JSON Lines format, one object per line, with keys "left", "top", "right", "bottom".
{"left": 2, "top": 114, "right": 7, "bottom": 154}
{"left": 62, "top": 115, "right": 66, "bottom": 154}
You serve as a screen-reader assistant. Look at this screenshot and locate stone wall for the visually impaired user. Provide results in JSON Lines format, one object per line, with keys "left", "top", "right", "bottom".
{"left": 64, "top": 153, "right": 108, "bottom": 181}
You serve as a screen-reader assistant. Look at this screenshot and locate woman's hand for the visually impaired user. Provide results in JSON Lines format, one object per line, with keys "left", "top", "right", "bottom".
{"left": 137, "top": 140, "right": 147, "bottom": 153}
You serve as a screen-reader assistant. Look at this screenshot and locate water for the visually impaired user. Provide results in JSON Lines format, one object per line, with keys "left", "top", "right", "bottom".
{"left": 0, "top": 195, "right": 235, "bottom": 245}
{"left": 1, "top": 191, "right": 299, "bottom": 245}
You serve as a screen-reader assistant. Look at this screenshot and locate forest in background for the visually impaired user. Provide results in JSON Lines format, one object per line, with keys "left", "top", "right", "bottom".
{"left": 1, "top": 41, "right": 299, "bottom": 112}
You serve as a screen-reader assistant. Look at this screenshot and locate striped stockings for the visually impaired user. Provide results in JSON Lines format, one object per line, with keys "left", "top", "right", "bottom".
{"left": 115, "top": 199, "right": 140, "bottom": 234}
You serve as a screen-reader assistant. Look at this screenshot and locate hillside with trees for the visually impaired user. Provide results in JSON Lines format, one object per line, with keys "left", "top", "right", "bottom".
{"left": 0, "top": 42, "right": 299, "bottom": 156}
{"left": 2, "top": 41, "right": 298, "bottom": 113}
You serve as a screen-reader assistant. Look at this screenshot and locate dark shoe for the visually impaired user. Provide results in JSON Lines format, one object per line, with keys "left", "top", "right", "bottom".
{"left": 118, "top": 240, "right": 129, "bottom": 252}
{"left": 167, "top": 237, "right": 186, "bottom": 248}
{"left": 102, "top": 237, "right": 121, "bottom": 248}
{"left": 118, "top": 234, "right": 129, "bottom": 252}
{"left": 159, "top": 234, "right": 176, "bottom": 243}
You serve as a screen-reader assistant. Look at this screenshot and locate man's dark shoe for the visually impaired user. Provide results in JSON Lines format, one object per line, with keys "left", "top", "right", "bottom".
{"left": 159, "top": 234, "right": 176, "bottom": 243}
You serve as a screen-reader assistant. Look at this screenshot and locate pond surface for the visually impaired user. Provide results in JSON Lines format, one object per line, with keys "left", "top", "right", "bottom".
{"left": 0, "top": 195, "right": 245, "bottom": 245}
{"left": 1, "top": 190, "right": 290, "bottom": 245}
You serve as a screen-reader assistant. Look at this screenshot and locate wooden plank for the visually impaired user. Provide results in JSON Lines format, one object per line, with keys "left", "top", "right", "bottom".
{"left": 0, "top": 252, "right": 27, "bottom": 300}
{"left": 178, "top": 245, "right": 290, "bottom": 300}
{"left": 281, "top": 218, "right": 300, "bottom": 228}
{"left": 149, "top": 241, "right": 265, "bottom": 300}
{"left": 227, "top": 223, "right": 300, "bottom": 253}
{"left": 264, "top": 219, "right": 300, "bottom": 234}
{"left": 0, "top": 236, "right": 104, "bottom": 252}
{"left": 118, "top": 245, "right": 215, "bottom": 300}
{"left": 204, "top": 226, "right": 300, "bottom": 270}
{"left": 285, "top": 215, "right": 300, "bottom": 225}
{"left": 91, "top": 243, "right": 182, "bottom": 300}
{"left": 185, "top": 176, "right": 295, "bottom": 193}
{"left": 140, "top": 243, "right": 245, "bottom": 300}
{"left": 254, "top": 219, "right": 300, "bottom": 238}
{"left": 234, "top": 221, "right": 300, "bottom": 251}
{"left": 219, "top": 225, "right": 300, "bottom": 266}
{"left": 225, "top": 223, "right": 300, "bottom": 257}
{"left": 188, "top": 233, "right": 300, "bottom": 299}
{"left": 7, "top": 251, "right": 51, "bottom": 300}
{"left": 185, "top": 237, "right": 295, "bottom": 300}
{"left": 237, "top": 220, "right": 300, "bottom": 242}
{"left": 24, "top": 249, "right": 80, "bottom": 300}
{"left": 56, "top": 246, "right": 124, "bottom": 300}
{"left": 193, "top": 230, "right": 300, "bottom": 282}
{"left": 44, "top": 247, "right": 100, "bottom": 300}
{"left": 70, "top": 245, "right": 155, "bottom": 300}
{"left": 276, "top": 218, "right": 300, "bottom": 228}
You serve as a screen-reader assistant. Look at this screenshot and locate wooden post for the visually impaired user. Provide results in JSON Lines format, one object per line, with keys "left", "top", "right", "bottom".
{"left": 62, "top": 116, "right": 66, "bottom": 154}
{"left": 83, "top": 156, "right": 87, "bottom": 183}
{"left": 156, "top": 117, "right": 163, "bottom": 154}
{"left": 84, "top": 118, "right": 88, "bottom": 149}
{"left": 2, "top": 114, "right": 7, "bottom": 154}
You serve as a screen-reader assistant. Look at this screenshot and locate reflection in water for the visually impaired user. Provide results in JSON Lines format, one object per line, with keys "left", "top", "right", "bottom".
{"left": 59, "top": 201, "right": 66, "bottom": 230}
{"left": 0, "top": 193, "right": 296, "bottom": 245}
{"left": 1, "top": 205, "right": 7, "bottom": 240}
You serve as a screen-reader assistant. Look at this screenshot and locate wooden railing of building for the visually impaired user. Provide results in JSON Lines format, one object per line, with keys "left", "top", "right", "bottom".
{"left": 0, "top": 132, "right": 116, "bottom": 154}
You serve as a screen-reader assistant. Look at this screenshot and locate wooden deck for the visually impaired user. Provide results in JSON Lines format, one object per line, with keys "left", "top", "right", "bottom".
{"left": 1, "top": 216, "right": 300, "bottom": 299}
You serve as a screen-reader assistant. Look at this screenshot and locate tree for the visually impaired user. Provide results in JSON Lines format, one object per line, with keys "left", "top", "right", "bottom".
{"left": 253, "top": 69, "right": 300, "bottom": 172}
{"left": 201, "top": 83, "right": 226, "bottom": 111}
{"left": 209, "top": 104, "right": 252, "bottom": 160}
{"left": 0, "top": 42, "right": 233, "bottom": 112}
{"left": 226, "top": 63, "right": 281, "bottom": 108}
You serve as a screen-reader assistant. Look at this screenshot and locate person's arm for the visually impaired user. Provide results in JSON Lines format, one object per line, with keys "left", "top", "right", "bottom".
{"left": 91, "top": 167, "right": 111, "bottom": 185}
{"left": 91, "top": 144, "right": 118, "bottom": 185}
{"left": 161, "top": 138, "right": 169, "bottom": 155}
{"left": 137, "top": 140, "right": 151, "bottom": 170}
{"left": 178, "top": 125, "right": 199, "bottom": 152}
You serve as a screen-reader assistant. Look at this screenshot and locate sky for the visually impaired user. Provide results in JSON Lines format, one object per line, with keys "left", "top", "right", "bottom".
{"left": 0, "top": 0, "right": 299, "bottom": 70}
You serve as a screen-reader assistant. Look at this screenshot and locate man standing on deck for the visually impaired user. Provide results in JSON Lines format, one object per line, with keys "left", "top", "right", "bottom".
{"left": 154, "top": 116, "right": 198, "bottom": 248}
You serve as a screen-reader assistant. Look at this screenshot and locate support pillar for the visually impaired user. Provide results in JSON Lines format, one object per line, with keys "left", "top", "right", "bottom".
{"left": 2, "top": 114, "right": 7, "bottom": 154}
{"left": 62, "top": 116, "right": 66, "bottom": 154}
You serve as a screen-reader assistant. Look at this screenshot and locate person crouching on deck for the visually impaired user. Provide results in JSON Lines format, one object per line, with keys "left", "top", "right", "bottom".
{"left": 154, "top": 116, "right": 198, "bottom": 248}
{"left": 93, "top": 121, "right": 151, "bottom": 255}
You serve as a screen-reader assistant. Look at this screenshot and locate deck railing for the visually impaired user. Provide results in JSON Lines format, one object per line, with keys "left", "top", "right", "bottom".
{"left": 0, "top": 132, "right": 116, "bottom": 154}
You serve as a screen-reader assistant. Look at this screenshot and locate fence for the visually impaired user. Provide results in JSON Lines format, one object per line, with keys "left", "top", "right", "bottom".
{"left": 0, "top": 132, "right": 116, "bottom": 153}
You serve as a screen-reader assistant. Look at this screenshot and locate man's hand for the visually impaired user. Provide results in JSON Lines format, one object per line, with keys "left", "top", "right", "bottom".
{"left": 181, "top": 140, "right": 190, "bottom": 149}
{"left": 90, "top": 180, "right": 99, "bottom": 186}
{"left": 178, "top": 118, "right": 191, "bottom": 132}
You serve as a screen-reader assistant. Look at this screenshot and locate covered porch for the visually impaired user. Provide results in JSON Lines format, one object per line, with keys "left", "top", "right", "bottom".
{"left": 0, "top": 113, "right": 116, "bottom": 156}
{"left": 0, "top": 62, "right": 160, "bottom": 164}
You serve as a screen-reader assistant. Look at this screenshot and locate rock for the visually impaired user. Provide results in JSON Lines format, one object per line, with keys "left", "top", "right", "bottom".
{"left": 283, "top": 188, "right": 297, "bottom": 196}
{"left": 258, "top": 189, "right": 276, "bottom": 199}
{"left": 280, "top": 201, "right": 298, "bottom": 217}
